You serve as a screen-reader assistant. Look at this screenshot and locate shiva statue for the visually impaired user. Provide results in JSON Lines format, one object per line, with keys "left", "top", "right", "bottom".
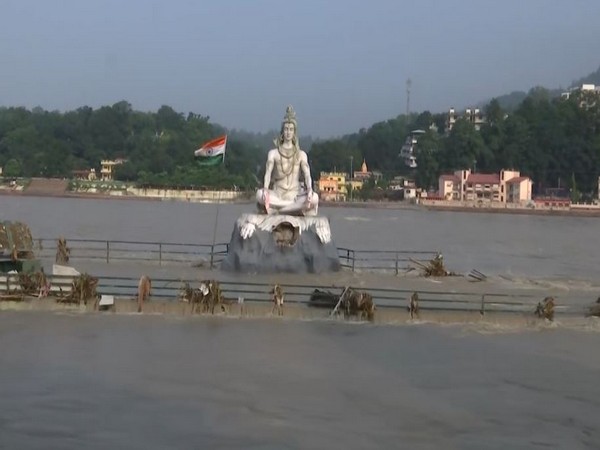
{"left": 256, "top": 105, "right": 319, "bottom": 216}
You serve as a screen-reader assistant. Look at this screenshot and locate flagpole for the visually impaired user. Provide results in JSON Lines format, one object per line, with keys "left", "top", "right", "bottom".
{"left": 210, "top": 190, "right": 221, "bottom": 268}
{"left": 210, "top": 136, "right": 225, "bottom": 259}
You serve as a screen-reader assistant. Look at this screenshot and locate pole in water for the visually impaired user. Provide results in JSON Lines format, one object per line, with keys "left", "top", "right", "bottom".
{"left": 210, "top": 191, "right": 222, "bottom": 261}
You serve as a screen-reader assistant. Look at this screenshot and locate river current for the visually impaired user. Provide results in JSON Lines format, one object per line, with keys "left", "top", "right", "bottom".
{"left": 1, "top": 195, "right": 600, "bottom": 449}
{"left": 1, "top": 195, "right": 599, "bottom": 279}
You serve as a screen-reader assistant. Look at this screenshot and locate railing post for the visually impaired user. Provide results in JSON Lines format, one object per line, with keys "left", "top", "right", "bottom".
{"left": 159, "top": 243, "right": 162, "bottom": 266}
{"left": 352, "top": 250, "right": 356, "bottom": 272}
{"left": 106, "top": 241, "right": 110, "bottom": 263}
{"left": 210, "top": 245, "right": 215, "bottom": 269}
{"left": 395, "top": 252, "right": 399, "bottom": 275}
{"left": 480, "top": 294, "right": 485, "bottom": 316}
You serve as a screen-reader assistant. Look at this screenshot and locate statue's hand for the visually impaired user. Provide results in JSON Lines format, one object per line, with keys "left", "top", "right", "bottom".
{"left": 262, "top": 190, "right": 270, "bottom": 211}
{"left": 240, "top": 222, "right": 256, "bottom": 240}
{"left": 305, "top": 190, "right": 313, "bottom": 208}
{"left": 315, "top": 220, "right": 331, "bottom": 244}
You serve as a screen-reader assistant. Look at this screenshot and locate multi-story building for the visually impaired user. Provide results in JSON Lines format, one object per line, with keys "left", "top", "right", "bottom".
{"left": 398, "top": 130, "right": 425, "bottom": 168}
{"left": 317, "top": 171, "right": 347, "bottom": 202}
{"left": 446, "top": 107, "right": 486, "bottom": 132}
{"left": 100, "top": 159, "right": 126, "bottom": 181}
{"left": 438, "top": 169, "right": 532, "bottom": 204}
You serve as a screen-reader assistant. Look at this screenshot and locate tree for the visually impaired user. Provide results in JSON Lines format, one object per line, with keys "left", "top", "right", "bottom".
{"left": 414, "top": 130, "right": 440, "bottom": 189}
{"left": 570, "top": 172, "right": 581, "bottom": 202}
{"left": 440, "top": 119, "right": 491, "bottom": 172}
{"left": 4, "top": 158, "right": 22, "bottom": 177}
{"left": 308, "top": 140, "right": 360, "bottom": 178}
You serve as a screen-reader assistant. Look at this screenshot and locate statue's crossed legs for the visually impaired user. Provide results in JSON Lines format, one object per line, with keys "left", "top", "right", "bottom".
{"left": 256, "top": 188, "right": 319, "bottom": 216}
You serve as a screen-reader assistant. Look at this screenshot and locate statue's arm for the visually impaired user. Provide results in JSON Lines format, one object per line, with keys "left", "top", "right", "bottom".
{"left": 300, "top": 152, "right": 313, "bottom": 192}
{"left": 263, "top": 151, "right": 275, "bottom": 189}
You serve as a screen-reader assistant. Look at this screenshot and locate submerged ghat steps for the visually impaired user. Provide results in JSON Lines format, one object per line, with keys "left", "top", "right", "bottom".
{"left": 25, "top": 178, "right": 68, "bottom": 196}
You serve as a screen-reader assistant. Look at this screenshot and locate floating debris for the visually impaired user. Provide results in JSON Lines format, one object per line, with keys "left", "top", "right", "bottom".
{"left": 180, "top": 280, "right": 226, "bottom": 314}
{"left": 585, "top": 297, "right": 600, "bottom": 318}
{"left": 410, "top": 253, "right": 454, "bottom": 277}
{"left": 534, "top": 296, "right": 555, "bottom": 321}
{"left": 468, "top": 269, "right": 487, "bottom": 282}
{"left": 309, "top": 289, "right": 340, "bottom": 308}
{"left": 137, "top": 275, "right": 151, "bottom": 312}
{"left": 408, "top": 292, "right": 420, "bottom": 319}
{"left": 271, "top": 284, "right": 284, "bottom": 316}
{"left": 59, "top": 273, "right": 98, "bottom": 305}
{"left": 55, "top": 237, "right": 70, "bottom": 264}
{"left": 17, "top": 270, "right": 49, "bottom": 296}
{"left": 332, "top": 286, "right": 375, "bottom": 322}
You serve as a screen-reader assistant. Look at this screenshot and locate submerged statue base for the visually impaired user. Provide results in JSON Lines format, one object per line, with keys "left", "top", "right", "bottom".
{"left": 221, "top": 214, "right": 340, "bottom": 274}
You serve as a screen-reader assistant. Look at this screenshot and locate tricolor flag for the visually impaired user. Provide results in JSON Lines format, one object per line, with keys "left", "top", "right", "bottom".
{"left": 194, "top": 135, "right": 227, "bottom": 165}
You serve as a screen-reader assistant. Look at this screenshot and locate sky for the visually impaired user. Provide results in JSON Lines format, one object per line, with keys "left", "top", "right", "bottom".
{"left": 1, "top": 0, "right": 600, "bottom": 138}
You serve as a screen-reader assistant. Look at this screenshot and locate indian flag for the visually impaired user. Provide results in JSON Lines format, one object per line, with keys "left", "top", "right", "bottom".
{"left": 194, "top": 135, "right": 227, "bottom": 165}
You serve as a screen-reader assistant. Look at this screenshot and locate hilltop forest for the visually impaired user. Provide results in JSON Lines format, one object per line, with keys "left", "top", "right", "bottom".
{"left": 1, "top": 82, "right": 599, "bottom": 198}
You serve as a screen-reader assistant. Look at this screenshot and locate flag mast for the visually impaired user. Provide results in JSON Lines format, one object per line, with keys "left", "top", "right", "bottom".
{"left": 209, "top": 136, "right": 226, "bottom": 265}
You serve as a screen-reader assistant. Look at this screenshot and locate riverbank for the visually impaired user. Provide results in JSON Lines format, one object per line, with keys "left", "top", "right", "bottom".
{"left": 421, "top": 203, "right": 600, "bottom": 217}
{"left": 4, "top": 182, "right": 600, "bottom": 217}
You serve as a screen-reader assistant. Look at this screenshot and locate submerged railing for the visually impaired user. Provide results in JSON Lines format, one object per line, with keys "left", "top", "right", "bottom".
{"left": 34, "top": 238, "right": 439, "bottom": 274}
{"left": 0, "top": 273, "right": 579, "bottom": 316}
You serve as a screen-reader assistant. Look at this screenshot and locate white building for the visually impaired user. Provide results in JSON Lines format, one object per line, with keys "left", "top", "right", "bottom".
{"left": 447, "top": 107, "right": 486, "bottom": 132}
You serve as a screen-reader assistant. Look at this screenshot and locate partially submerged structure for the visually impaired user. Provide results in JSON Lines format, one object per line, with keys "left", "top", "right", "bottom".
{"left": 0, "top": 221, "right": 41, "bottom": 273}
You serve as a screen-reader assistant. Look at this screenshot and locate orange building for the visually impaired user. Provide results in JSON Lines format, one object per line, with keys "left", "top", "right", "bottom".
{"left": 438, "top": 169, "right": 532, "bottom": 204}
{"left": 317, "top": 172, "right": 347, "bottom": 201}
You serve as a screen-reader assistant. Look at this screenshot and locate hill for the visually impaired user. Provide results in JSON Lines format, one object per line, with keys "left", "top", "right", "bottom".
{"left": 477, "top": 63, "right": 600, "bottom": 111}
{"left": 570, "top": 64, "right": 600, "bottom": 87}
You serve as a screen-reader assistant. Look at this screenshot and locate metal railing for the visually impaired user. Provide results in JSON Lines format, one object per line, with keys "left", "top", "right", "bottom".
{"left": 35, "top": 238, "right": 229, "bottom": 269}
{"left": 33, "top": 238, "right": 439, "bottom": 273}
{"left": 0, "top": 273, "right": 578, "bottom": 317}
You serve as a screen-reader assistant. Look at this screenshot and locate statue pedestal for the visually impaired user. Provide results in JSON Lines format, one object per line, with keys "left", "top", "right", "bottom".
{"left": 221, "top": 214, "right": 340, "bottom": 274}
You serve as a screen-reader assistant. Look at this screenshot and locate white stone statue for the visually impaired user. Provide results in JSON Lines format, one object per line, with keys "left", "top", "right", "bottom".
{"left": 256, "top": 106, "right": 319, "bottom": 216}
{"left": 239, "top": 106, "right": 330, "bottom": 244}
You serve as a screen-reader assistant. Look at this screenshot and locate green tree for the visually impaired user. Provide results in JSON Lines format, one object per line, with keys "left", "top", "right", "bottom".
{"left": 4, "top": 158, "right": 22, "bottom": 177}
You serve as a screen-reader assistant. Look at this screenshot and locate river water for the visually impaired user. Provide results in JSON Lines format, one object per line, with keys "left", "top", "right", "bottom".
{"left": 1, "top": 195, "right": 599, "bottom": 279}
{"left": 1, "top": 312, "right": 599, "bottom": 450}
{"left": 2, "top": 195, "right": 600, "bottom": 449}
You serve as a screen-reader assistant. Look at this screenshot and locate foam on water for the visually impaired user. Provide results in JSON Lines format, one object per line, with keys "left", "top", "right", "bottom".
{"left": 2, "top": 311, "right": 600, "bottom": 449}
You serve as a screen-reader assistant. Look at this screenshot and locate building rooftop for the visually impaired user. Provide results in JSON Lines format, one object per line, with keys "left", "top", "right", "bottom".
{"left": 506, "top": 176, "right": 529, "bottom": 184}
{"left": 466, "top": 173, "right": 500, "bottom": 184}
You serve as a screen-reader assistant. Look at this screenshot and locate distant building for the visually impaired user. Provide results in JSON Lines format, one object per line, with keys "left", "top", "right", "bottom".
{"left": 353, "top": 159, "right": 382, "bottom": 183}
{"left": 72, "top": 168, "right": 97, "bottom": 181}
{"left": 100, "top": 159, "right": 127, "bottom": 181}
{"left": 353, "top": 159, "right": 371, "bottom": 181}
{"left": 317, "top": 171, "right": 347, "bottom": 202}
{"left": 398, "top": 130, "right": 425, "bottom": 168}
{"left": 561, "top": 84, "right": 600, "bottom": 109}
{"left": 446, "top": 107, "right": 486, "bottom": 132}
{"left": 402, "top": 179, "right": 419, "bottom": 199}
{"left": 438, "top": 169, "right": 532, "bottom": 204}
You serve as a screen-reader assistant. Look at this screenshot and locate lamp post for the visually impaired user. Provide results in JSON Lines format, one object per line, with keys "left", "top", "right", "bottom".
{"left": 349, "top": 156, "right": 353, "bottom": 202}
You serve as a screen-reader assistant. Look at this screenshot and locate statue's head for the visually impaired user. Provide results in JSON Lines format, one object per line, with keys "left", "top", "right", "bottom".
{"left": 275, "top": 105, "right": 299, "bottom": 149}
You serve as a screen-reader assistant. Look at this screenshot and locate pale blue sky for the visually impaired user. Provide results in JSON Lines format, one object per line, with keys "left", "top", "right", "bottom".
{"left": 1, "top": 0, "right": 599, "bottom": 137}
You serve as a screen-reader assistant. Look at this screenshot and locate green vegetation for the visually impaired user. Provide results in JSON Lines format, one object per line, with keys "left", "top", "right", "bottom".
{"left": 0, "top": 102, "right": 265, "bottom": 191}
{"left": 310, "top": 88, "right": 600, "bottom": 199}
{"left": 1, "top": 76, "right": 599, "bottom": 199}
